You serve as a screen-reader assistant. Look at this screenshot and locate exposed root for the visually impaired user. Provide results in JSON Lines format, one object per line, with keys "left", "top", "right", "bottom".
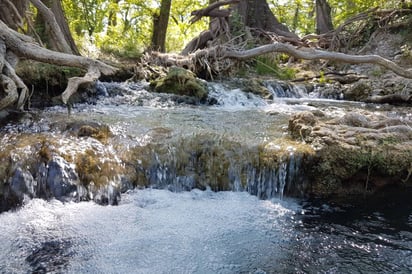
{"left": 61, "top": 66, "right": 101, "bottom": 104}
{"left": 0, "top": 19, "right": 117, "bottom": 109}
{"left": 0, "top": 74, "right": 18, "bottom": 109}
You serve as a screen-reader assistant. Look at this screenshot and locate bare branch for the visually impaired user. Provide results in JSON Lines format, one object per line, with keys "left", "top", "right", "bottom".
{"left": 222, "top": 42, "right": 412, "bottom": 79}
{"left": 0, "top": 20, "right": 117, "bottom": 107}
{"left": 190, "top": 0, "right": 239, "bottom": 24}
{"left": 0, "top": 21, "right": 116, "bottom": 75}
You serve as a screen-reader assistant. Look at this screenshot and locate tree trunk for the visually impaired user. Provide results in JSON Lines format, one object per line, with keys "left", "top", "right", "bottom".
{"left": 0, "top": 0, "right": 28, "bottom": 30}
{"left": 0, "top": 1, "right": 116, "bottom": 110}
{"left": 151, "top": 0, "right": 172, "bottom": 52}
{"left": 316, "top": 0, "right": 334, "bottom": 34}
{"left": 182, "top": 0, "right": 300, "bottom": 54}
{"left": 236, "top": 0, "right": 298, "bottom": 39}
{"left": 31, "top": 0, "right": 76, "bottom": 54}
{"left": 49, "top": 0, "right": 79, "bottom": 55}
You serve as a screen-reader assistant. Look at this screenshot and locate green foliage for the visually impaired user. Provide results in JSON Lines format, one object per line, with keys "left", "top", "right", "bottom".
{"left": 255, "top": 55, "right": 295, "bottom": 80}
{"left": 269, "top": 0, "right": 315, "bottom": 35}
{"left": 167, "top": 0, "right": 208, "bottom": 52}
{"left": 61, "top": 0, "right": 407, "bottom": 57}
{"left": 269, "top": 0, "right": 404, "bottom": 35}
{"left": 62, "top": 0, "right": 208, "bottom": 56}
{"left": 318, "top": 70, "right": 328, "bottom": 84}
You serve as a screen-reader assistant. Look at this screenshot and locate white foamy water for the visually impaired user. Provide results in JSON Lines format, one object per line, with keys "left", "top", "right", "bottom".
{"left": 0, "top": 189, "right": 298, "bottom": 273}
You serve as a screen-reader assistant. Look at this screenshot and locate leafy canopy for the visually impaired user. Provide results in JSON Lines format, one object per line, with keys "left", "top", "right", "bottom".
{"left": 62, "top": 0, "right": 405, "bottom": 56}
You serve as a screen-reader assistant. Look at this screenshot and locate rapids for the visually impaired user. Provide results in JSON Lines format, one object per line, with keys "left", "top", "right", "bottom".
{"left": 0, "top": 80, "right": 411, "bottom": 273}
{"left": 0, "top": 190, "right": 298, "bottom": 273}
{"left": 1, "top": 188, "right": 411, "bottom": 273}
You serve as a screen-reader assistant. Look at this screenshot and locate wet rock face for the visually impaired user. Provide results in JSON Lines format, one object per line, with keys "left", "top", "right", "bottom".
{"left": 340, "top": 77, "right": 412, "bottom": 105}
{"left": 288, "top": 110, "right": 412, "bottom": 196}
{"left": 0, "top": 131, "right": 125, "bottom": 212}
{"left": 343, "top": 80, "right": 373, "bottom": 101}
{"left": 45, "top": 157, "right": 79, "bottom": 199}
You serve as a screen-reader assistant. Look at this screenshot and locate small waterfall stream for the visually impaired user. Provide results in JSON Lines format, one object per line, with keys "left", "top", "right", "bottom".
{"left": 0, "top": 80, "right": 317, "bottom": 210}
{"left": 0, "top": 80, "right": 411, "bottom": 273}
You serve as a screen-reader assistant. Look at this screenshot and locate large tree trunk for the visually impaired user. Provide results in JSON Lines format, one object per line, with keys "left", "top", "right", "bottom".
{"left": 236, "top": 0, "right": 298, "bottom": 39}
{"left": 48, "top": 0, "right": 79, "bottom": 55}
{"left": 316, "top": 0, "right": 334, "bottom": 34}
{"left": 151, "top": 0, "right": 172, "bottom": 52}
{"left": 182, "top": 0, "right": 299, "bottom": 54}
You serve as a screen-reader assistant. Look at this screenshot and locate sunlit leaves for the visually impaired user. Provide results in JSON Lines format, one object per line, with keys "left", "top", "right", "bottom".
{"left": 62, "top": 0, "right": 405, "bottom": 55}
{"left": 269, "top": 0, "right": 404, "bottom": 35}
{"left": 62, "top": 0, "right": 209, "bottom": 54}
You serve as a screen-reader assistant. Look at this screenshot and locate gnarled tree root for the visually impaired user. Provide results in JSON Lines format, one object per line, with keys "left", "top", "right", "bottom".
{"left": 0, "top": 20, "right": 117, "bottom": 110}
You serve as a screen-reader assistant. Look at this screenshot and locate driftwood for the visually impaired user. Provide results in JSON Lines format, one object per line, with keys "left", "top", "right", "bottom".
{"left": 151, "top": 42, "right": 412, "bottom": 81}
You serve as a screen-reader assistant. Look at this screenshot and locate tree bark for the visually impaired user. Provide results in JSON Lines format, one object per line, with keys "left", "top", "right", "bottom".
{"left": 316, "top": 0, "right": 334, "bottom": 34}
{"left": 183, "top": 0, "right": 300, "bottom": 54}
{"left": 236, "top": 0, "right": 299, "bottom": 39}
{"left": 48, "top": 0, "right": 79, "bottom": 55}
{"left": 151, "top": 0, "right": 172, "bottom": 52}
{"left": 0, "top": 0, "right": 28, "bottom": 30}
{"left": 30, "top": 0, "right": 73, "bottom": 54}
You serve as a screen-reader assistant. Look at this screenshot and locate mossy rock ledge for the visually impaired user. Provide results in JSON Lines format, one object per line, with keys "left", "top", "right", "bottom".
{"left": 288, "top": 111, "right": 412, "bottom": 197}
{"left": 150, "top": 66, "right": 208, "bottom": 103}
{"left": 0, "top": 122, "right": 128, "bottom": 212}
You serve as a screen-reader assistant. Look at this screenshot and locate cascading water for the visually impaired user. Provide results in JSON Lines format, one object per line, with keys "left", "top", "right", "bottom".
{"left": 264, "top": 80, "right": 309, "bottom": 98}
{"left": 0, "top": 80, "right": 411, "bottom": 273}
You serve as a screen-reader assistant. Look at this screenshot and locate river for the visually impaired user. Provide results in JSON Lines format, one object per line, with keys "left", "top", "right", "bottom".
{"left": 0, "top": 81, "right": 411, "bottom": 273}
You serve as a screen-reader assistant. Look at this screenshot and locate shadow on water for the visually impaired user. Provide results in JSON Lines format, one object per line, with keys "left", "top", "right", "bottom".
{"left": 287, "top": 186, "right": 412, "bottom": 273}
{"left": 25, "top": 238, "right": 74, "bottom": 274}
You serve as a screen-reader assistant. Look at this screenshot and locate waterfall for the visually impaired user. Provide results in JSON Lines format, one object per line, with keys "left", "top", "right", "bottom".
{"left": 133, "top": 136, "right": 306, "bottom": 199}
{"left": 263, "top": 80, "right": 308, "bottom": 98}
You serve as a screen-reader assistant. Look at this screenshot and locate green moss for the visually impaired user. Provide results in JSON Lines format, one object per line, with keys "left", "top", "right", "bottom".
{"left": 312, "top": 143, "right": 412, "bottom": 195}
{"left": 151, "top": 67, "right": 208, "bottom": 101}
{"left": 16, "top": 61, "right": 83, "bottom": 89}
{"left": 77, "top": 124, "right": 112, "bottom": 143}
{"left": 242, "top": 79, "right": 272, "bottom": 99}
{"left": 254, "top": 55, "right": 295, "bottom": 80}
{"left": 74, "top": 148, "right": 124, "bottom": 187}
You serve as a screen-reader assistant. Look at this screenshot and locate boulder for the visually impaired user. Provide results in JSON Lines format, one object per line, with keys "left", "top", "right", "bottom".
{"left": 150, "top": 66, "right": 208, "bottom": 103}
{"left": 288, "top": 110, "right": 412, "bottom": 196}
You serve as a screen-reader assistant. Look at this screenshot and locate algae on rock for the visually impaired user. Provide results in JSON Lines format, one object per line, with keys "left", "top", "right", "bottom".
{"left": 288, "top": 111, "right": 412, "bottom": 196}
{"left": 150, "top": 66, "right": 208, "bottom": 102}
